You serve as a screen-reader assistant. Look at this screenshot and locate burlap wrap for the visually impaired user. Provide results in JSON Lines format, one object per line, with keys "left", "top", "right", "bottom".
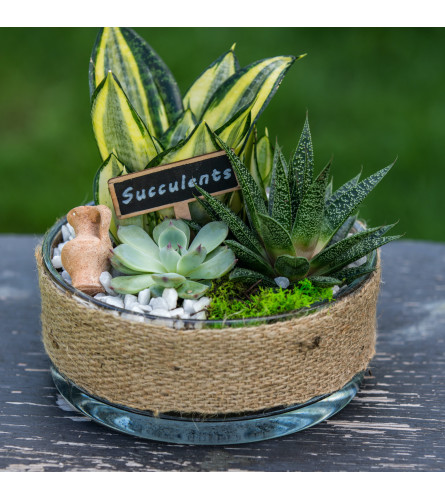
{"left": 36, "top": 247, "right": 380, "bottom": 415}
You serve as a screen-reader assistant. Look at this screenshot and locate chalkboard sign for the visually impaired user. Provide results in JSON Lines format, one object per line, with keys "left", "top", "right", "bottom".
{"left": 108, "top": 150, "right": 240, "bottom": 220}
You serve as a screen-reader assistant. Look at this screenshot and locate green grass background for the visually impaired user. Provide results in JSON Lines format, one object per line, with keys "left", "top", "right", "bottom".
{"left": 1, "top": 28, "right": 444, "bottom": 240}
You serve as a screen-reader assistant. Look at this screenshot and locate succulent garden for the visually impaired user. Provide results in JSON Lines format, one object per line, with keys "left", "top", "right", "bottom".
{"left": 50, "top": 27, "right": 400, "bottom": 325}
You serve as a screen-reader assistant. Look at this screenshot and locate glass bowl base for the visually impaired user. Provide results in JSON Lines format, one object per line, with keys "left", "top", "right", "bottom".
{"left": 52, "top": 366, "right": 363, "bottom": 445}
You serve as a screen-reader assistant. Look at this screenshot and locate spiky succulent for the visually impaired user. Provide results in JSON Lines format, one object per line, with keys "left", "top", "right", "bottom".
{"left": 89, "top": 27, "right": 304, "bottom": 236}
{"left": 109, "top": 219, "right": 236, "bottom": 299}
{"left": 194, "top": 115, "right": 401, "bottom": 288}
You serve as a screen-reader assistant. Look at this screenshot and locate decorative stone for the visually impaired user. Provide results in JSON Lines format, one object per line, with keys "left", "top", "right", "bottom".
{"left": 149, "top": 297, "right": 169, "bottom": 311}
{"left": 99, "top": 271, "right": 118, "bottom": 296}
{"left": 51, "top": 255, "right": 63, "bottom": 269}
{"left": 169, "top": 307, "right": 184, "bottom": 318}
{"left": 102, "top": 296, "right": 124, "bottom": 308}
{"left": 138, "top": 288, "right": 151, "bottom": 306}
{"left": 124, "top": 294, "right": 137, "bottom": 309}
{"left": 274, "top": 276, "right": 290, "bottom": 289}
{"left": 183, "top": 299, "right": 197, "bottom": 314}
{"left": 61, "top": 205, "right": 112, "bottom": 296}
{"left": 191, "top": 311, "right": 207, "bottom": 320}
{"left": 151, "top": 308, "right": 171, "bottom": 318}
{"left": 193, "top": 296, "right": 211, "bottom": 313}
{"left": 162, "top": 288, "right": 178, "bottom": 310}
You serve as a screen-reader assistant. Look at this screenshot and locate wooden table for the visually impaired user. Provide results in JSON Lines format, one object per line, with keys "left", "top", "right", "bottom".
{"left": 1, "top": 236, "right": 444, "bottom": 471}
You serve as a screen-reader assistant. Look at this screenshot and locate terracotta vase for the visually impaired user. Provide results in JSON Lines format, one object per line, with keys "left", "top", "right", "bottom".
{"left": 61, "top": 205, "right": 112, "bottom": 295}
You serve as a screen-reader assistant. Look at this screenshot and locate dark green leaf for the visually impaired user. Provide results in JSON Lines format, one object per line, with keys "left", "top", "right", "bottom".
{"left": 268, "top": 145, "right": 292, "bottom": 231}
{"left": 289, "top": 113, "right": 314, "bottom": 212}
{"left": 229, "top": 267, "right": 276, "bottom": 287}
{"left": 274, "top": 255, "right": 309, "bottom": 281}
{"left": 326, "top": 171, "right": 361, "bottom": 207}
{"left": 291, "top": 161, "right": 331, "bottom": 258}
{"left": 320, "top": 162, "right": 395, "bottom": 245}
{"left": 308, "top": 276, "right": 342, "bottom": 287}
{"left": 193, "top": 183, "right": 266, "bottom": 257}
{"left": 225, "top": 240, "right": 275, "bottom": 276}
{"left": 257, "top": 212, "right": 295, "bottom": 259}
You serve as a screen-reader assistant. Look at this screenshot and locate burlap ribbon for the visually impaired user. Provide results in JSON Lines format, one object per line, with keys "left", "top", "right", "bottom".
{"left": 36, "top": 247, "right": 380, "bottom": 415}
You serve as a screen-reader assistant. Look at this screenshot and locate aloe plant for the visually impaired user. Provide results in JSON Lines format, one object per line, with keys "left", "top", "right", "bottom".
{"left": 89, "top": 27, "right": 304, "bottom": 236}
{"left": 110, "top": 219, "right": 236, "bottom": 299}
{"left": 194, "top": 115, "right": 401, "bottom": 288}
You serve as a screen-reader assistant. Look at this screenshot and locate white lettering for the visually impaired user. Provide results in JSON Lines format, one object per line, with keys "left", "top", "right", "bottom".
{"left": 169, "top": 181, "right": 179, "bottom": 193}
{"left": 212, "top": 169, "right": 221, "bottom": 181}
{"left": 122, "top": 187, "right": 133, "bottom": 205}
{"left": 159, "top": 184, "right": 166, "bottom": 195}
{"left": 136, "top": 189, "right": 146, "bottom": 201}
{"left": 223, "top": 168, "right": 232, "bottom": 180}
{"left": 188, "top": 177, "right": 197, "bottom": 188}
{"left": 181, "top": 175, "right": 186, "bottom": 190}
{"left": 199, "top": 174, "right": 209, "bottom": 185}
{"left": 148, "top": 186, "right": 156, "bottom": 198}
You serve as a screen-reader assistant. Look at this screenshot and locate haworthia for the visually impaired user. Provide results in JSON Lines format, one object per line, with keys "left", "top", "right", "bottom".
{"left": 225, "top": 240, "right": 275, "bottom": 275}
{"left": 289, "top": 113, "right": 314, "bottom": 213}
{"left": 90, "top": 27, "right": 183, "bottom": 137}
{"left": 320, "top": 163, "right": 394, "bottom": 245}
{"left": 291, "top": 162, "right": 331, "bottom": 258}
{"left": 268, "top": 145, "right": 292, "bottom": 231}
{"left": 183, "top": 44, "right": 239, "bottom": 121}
{"left": 91, "top": 72, "right": 160, "bottom": 172}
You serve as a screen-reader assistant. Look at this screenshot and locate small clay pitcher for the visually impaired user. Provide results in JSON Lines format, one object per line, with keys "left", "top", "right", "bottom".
{"left": 61, "top": 205, "right": 112, "bottom": 295}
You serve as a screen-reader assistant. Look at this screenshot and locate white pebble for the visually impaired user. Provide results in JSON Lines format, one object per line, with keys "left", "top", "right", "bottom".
{"left": 169, "top": 307, "right": 184, "bottom": 318}
{"left": 53, "top": 247, "right": 61, "bottom": 257}
{"left": 180, "top": 312, "right": 191, "bottom": 319}
{"left": 66, "top": 222, "right": 75, "bottom": 239}
{"left": 149, "top": 297, "right": 168, "bottom": 310}
{"left": 274, "top": 276, "right": 290, "bottom": 289}
{"left": 150, "top": 308, "right": 171, "bottom": 318}
{"left": 193, "top": 296, "right": 211, "bottom": 313}
{"left": 162, "top": 288, "right": 178, "bottom": 310}
{"left": 130, "top": 305, "right": 145, "bottom": 314}
{"left": 138, "top": 288, "right": 151, "bottom": 305}
{"left": 51, "top": 255, "right": 63, "bottom": 269}
{"left": 94, "top": 293, "right": 107, "bottom": 300}
{"left": 99, "top": 271, "right": 118, "bottom": 296}
{"left": 175, "top": 320, "right": 185, "bottom": 330}
{"left": 191, "top": 311, "right": 207, "bottom": 320}
{"left": 124, "top": 294, "right": 137, "bottom": 309}
{"left": 122, "top": 312, "right": 145, "bottom": 323}
{"left": 61, "top": 270, "right": 72, "bottom": 285}
{"left": 183, "top": 299, "right": 197, "bottom": 314}
{"left": 102, "top": 296, "right": 124, "bottom": 308}
{"left": 61, "top": 225, "right": 71, "bottom": 242}
{"left": 58, "top": 241, "right": 67, "bottom": 252}
{"left": 333, "top": 285, "right": 340, "bottom": 295}
{"left": 138, "top": 304, "right": 153, "bottom": 313}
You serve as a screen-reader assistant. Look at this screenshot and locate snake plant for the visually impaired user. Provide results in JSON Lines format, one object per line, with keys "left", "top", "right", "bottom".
{"left": 194, "top": 115, "right": 401, "bottom": 288}
{"left": 89, "top": 27, "right": 304, "bottom": 236}
{"left": 109, "top": 219, "right": 236, "bottom": 299}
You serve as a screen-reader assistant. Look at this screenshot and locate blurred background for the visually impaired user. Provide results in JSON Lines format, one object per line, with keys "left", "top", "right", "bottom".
{"left": 0, "top": 27, "right": 444, "bottom": 240}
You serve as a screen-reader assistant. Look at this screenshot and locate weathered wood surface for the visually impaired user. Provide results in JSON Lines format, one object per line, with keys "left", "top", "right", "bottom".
{"left": 0, "top": 236, "right": 444, "bottom": 471}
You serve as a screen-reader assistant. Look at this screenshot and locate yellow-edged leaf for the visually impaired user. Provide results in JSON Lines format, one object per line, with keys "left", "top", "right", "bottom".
{"left": 91, "top": 72, "right": 160, "bottom": 172}
{"left": 183, "top": 44, "right": 238, "bottom": 121}
{"left": 161, "top": 108, "right": 196, "bottom": 148}
{"left": 147, "top": 121, "right": 218, "bottom": 168}
{"left": 90, "top": 27, "right": 183, "bottom": 137}
{"left": 93, "top": 153, "right": 144, "bottom": 239}
{"left": 215, "top": 99, "right": 253, "bottom": 154}
{"left": 256, "top": 128, "right": 274, "bottom": 185}
{"left": 201, "top": 55, "right": 303, "bottom": 131}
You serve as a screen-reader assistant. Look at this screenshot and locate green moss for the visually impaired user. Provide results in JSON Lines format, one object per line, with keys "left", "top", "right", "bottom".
{"left": 207, "top": 278, "right": 334, "bottom": 321}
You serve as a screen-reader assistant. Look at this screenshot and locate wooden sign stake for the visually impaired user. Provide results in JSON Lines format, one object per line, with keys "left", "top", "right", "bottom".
{"left": 173, "top": 201, "right": 192, "bottom": 220}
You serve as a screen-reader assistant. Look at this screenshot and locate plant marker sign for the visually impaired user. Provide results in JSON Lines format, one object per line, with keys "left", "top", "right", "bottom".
{"left": 108, "top": 151, "right": 240, "bottom": 220}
